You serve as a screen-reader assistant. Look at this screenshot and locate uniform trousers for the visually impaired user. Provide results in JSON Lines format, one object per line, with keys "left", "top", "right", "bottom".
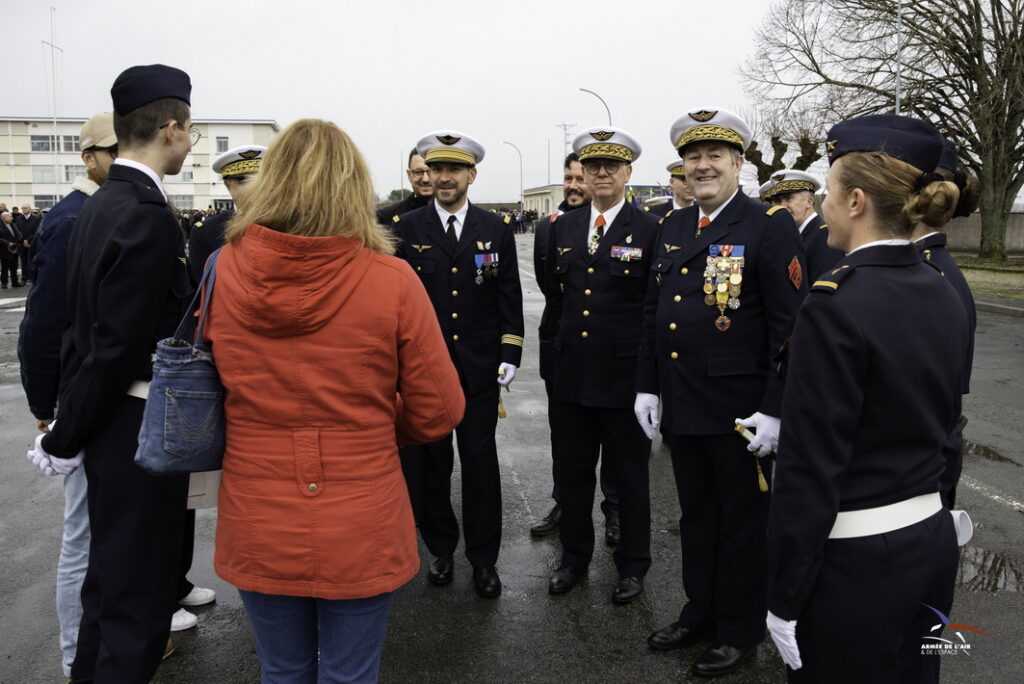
{"left": 0, "top": 252, "right": 19, "bottom": 286}
{"left": 543, "top": 378, "right": 618, "bottom": 517}
{"left": 415, "top": 384, "right": 502, "bottom": 568}
{"left": 553, "top": 400, "right": 651, "bottom": 578}
{"left": 789, "top": 510, "right": 958, "bottom": 684}
{"left": 668, "top": 434, "right": 770, "bottom": 648}
{"left": 71, "top": 398, "right": 189, "bottom": 684}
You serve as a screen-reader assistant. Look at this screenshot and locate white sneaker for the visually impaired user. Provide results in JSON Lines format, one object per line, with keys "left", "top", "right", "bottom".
{"left": 170, "top": 608, "right": 198, "bottom": 632}
{"left": 179, "top": 586, "right": 216, "bottom": 606}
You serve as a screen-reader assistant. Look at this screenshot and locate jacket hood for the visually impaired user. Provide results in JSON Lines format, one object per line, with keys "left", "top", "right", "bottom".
{"left": 219, "top": 223, "right": 373, "bottom": 338}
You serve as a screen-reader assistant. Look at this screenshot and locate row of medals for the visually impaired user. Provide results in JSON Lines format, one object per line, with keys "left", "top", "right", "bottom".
{"left": 703, "top": 255, "right": 744, "bottom": 332}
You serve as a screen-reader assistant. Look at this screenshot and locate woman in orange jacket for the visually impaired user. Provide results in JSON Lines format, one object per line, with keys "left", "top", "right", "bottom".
{"left": 204, "top": 119, "right": 465, "bottom": 683}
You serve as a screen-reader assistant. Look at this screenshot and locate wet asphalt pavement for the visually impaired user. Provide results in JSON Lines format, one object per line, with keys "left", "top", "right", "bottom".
{"left": 1, "top": 234, "right": 1022, "bottom": 683}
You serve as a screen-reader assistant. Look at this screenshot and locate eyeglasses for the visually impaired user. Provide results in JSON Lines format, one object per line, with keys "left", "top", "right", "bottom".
{"left": 582, "top": 160, "right": 624, "bottom": 175}
{"left": 409, "top": 169, "right": 430, "bottom": 178}
{"left": 159, "top": 122, "right": 202, "bottom": 146}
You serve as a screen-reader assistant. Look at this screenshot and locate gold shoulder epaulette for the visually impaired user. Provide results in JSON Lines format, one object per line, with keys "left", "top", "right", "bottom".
{"left": 392, "top": 215, "right": 400, "bottom": 223}
{"left": 811, "top": 280, "right": 838, "bottom": 291}
{"left": 665, "top": 210, "right": 674, "bottom": 218}
{"left": 194, "top": 221, "right": 203, "bottom": 228}
{"left": 811, "top": 264, "right": 852, "bottom": 293}
{"left": 643, "top": 206, "right": 650, "bottom": 212}
{"left": 658, "top": 218, "right": 665, "bottom": 225}
{"left": 504, "top": 215, "right": 511, "bottom": 224}
{"left": 766, "top": 206, "right": 784, "bottom": 216}
{"left": 819, "top": 223, "right": 828, "bottom": 230}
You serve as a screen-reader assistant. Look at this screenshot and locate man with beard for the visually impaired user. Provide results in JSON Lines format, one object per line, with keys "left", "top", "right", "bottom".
{"left": 529, "top": 152, "right": 620, "bottom": 544}
{"left": 378, "top": 147, "right": 434, "bottom": 227}
{"left": 764, "top": 169, "right": 842, "bottom": 281}
{"left": 393, "top": 131, "right": 524, "bottom": 599}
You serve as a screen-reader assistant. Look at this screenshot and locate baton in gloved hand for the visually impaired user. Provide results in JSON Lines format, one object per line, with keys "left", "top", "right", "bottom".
{"left": 735, "top": 423, "right": 769, "bottom": 493}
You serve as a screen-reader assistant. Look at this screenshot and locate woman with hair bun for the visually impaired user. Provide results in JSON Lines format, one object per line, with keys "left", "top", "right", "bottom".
{"left": 912, "top": 138, "right": 980, "bottom": 509}
{"left": 765, "top": 115, "right": 970, "bottom": 683}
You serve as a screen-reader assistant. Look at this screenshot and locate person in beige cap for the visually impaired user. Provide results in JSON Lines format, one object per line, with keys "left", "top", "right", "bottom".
{"left": 17, "top": 111, "right": 119, "bottom": 680}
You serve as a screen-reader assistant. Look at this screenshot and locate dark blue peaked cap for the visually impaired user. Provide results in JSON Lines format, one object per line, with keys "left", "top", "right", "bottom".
{"left": 825, "top": 114, "right": 942, "bottom": 172}
{"left": 111, "top": 64, "right": 191, "bottom": 116}
{"left": 938, "top": 139, "right": 958, "bottom": 172}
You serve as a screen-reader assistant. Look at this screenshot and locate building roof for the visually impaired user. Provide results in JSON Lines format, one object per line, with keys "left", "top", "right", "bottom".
{"left": 0, "top": 116, "right": 280, "bottom": 131}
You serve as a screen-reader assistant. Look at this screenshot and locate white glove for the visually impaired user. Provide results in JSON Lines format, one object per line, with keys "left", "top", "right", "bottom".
{"left": 26, "top": 429, "right": 84, "bottom": 476}
{"left": 767, "top": 611, "right": 802, "bottom": 671}
{"left": 736, "top": 412, "right": 780, "bottom": 456}
{"left": 497, "top": 363, "right": 517, "bottom": 388}
{"left": 634, "top": 393, "right": 660, "bottom": 440}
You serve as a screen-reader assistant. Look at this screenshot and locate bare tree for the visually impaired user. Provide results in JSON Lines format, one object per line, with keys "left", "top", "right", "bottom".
{"left": 742, "top": 105, "right": 829, "bottom": 183}
{"left": 743, "top": 0, "right": 1024, "bottom": 259}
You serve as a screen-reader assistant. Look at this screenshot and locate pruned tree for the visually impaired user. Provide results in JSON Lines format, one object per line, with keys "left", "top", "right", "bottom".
{"left": 743, "top": 0, "right": 1024, "bottom": 259}
{"left": 742, "top": 105, "right": 829, "bottom": 183}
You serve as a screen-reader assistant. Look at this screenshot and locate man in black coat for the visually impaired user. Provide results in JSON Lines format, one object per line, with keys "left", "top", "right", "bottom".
{"left": 15, "top": 203, "right": 41, "bottom": 282}
{"left": 393, "top": 130, "right": 524, "bottom": 600}
{"left": 635, "top": 108, "right": 807, "bottom": 678}
{"left": 529, "top": 152, "right": 620, "bottom": 542}
{"left": 29, "top": 64, "right": 197, "bottom": 684}
{"left": 377, "top": 147, "right": 434, "bottom": 227}
{"left": 0, "top": 211, "right": 22, "bottom": 287}
{"left": 543, "top": 127, "right": 660, "bottom": 604}
{"left": 764, "top": 169, "right": 843, "bottom": 281}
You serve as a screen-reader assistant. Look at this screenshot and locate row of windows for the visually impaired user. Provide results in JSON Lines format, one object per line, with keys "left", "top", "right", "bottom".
{"left": 28, "top": 166, "right": 196, "bottom": 183}
{"left": 28, "top": 134, "right": 231, "bottom": 154}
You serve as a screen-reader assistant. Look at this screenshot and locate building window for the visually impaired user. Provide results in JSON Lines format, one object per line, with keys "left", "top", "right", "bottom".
{"left": 63, "top": 135, "right": 80, "bottom": 152}
{"left": 167, "top": 194, "right": 194, "bottom": 210}
{"left": 164, "top": 169, "right": 194, "bottom": 183}
{"left": 33, "top": 195, "right": 60, "bottom": 210}
{"left": 32, "top": 166, "right": 57, "bottom": 183}
{"left": 64, "top": 165, "right": 86, "bottom": 182}
{"left": 30, "top": 135, "right": 56, "bottom": 152}
{"left": 216, "top": 137, "right": 229, "bottom": 153}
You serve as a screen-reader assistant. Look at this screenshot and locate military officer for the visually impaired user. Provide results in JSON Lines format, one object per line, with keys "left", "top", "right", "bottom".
{"left": 542, "top": 127, "right": 659, "bottom": 603}
{"left": 635, "top": 108, "right": 807, "bottom": 677}
{"left": 758, "top": 179, "right": 777, "bottom": 204}
{"left": 187, "top": 145, "right": 265, "bottom": 283}
{"left": 29, "top": 64, "right": 196, "bottom": 683}
{"left": 648, "top": 160, "right": 696, "bottom": 218}
{"left": 377, "top": 147, "right": 434, "bottom": 227}
{"left": 766, "top": 115, "right": 967, "bottom": 684}
{"left": 764, "top": 169, "right": 843, "bottom": 281}
{"left": 393, "top": 131, "right": 524, "bottom": 599}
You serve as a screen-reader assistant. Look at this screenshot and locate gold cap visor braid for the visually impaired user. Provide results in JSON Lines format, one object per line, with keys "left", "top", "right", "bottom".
{"left": 675, "top": 124, "right": 745, "bottom": 151}
{"left": 578, "top": 143, "right": 634, "bottom": 163}
{"left": 764, "top": 179, "right": 817, "bottom": 200}
{"left": 220, "top": 159, "right": 262, "bottom": 178}
{"left": 424, "top": 147, "right": 478, "bottom": 165}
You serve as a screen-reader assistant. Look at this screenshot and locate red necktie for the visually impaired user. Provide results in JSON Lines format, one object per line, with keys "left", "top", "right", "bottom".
{"left": 590, "top": 214, "right": 606, "bottom": 254}
{"left": 697, "top": 216, "right": 711, "bottom": 236}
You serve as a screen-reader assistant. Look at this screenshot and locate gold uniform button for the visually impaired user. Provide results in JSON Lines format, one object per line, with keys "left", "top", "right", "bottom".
{"left": 451, "top": 267, "right": 458, "bottom": 274}
{"left": 451, "top": 290, "right": 458, "bottom": 296}
{"left": 416, "top": 266, "right": 422, "bottom": 272}
{"left": 451, "top": 313, "right": 458, "bottom": 319}
{"left": 453, "top": 334, "right": 459, "bottom": 341}
{"left": 581, "top": 331, "right": 589, "bottom": 338}
{"left": 669, "top": 323, "right": 677, "bottom": 330}
{"left": 681, "top": 267, "right": 689, "bottom": 275}
{"left": 624, "top": 269, "right": 631, "bottom": 275}
{"left": 582, "top": 310, "right": 590, "bottom": 317}
{"left": 308, "top": 483, "right": 318, "bottom": 492}
{"left": 584, "top": 289, "right": 592, "bottom": 296}
{"left": 587, "top": 267, "right": 595, "bottom": 274}
{"left": 674, "top": 295, "right": 682, "bottom": 302}
{"left": 670, "top": 352, "right": 679, "bottom": 359}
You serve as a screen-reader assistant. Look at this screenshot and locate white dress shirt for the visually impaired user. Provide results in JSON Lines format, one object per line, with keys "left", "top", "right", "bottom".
{"left": 588, "top": 197, "right": 626, "bottom": 245}
{"left": 114, "top": 158, "right": 167, "bottom": 200}
{"left": 434, "top": 200, "right": 470, "bottom": 241}
{"left": 847, "top": 238, "right": 910, "bottom": 255}
{"left": 699, "top": 189, "right": 739, "bottom": 225}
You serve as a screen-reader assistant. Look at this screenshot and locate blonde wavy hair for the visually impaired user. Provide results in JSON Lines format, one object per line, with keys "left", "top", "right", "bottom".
{"left": 835, "top": 151, "right": 960, "bottom": 237}
{"left": 225, "top": 119, "right": 395, "bottom": 254}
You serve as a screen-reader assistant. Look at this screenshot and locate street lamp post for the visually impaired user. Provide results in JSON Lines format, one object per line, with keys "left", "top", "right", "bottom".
{"left": 576, "top": 87, "right": 612, "bottom": 126}
{"left": 501, "top": 140, "right": 524, "bottom": 219}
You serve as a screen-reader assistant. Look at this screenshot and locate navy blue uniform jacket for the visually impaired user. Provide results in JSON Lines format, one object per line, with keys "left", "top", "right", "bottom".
{"left": 800, "top": 213, "right": 844, "bottom": 281}
{"left": 767, "top": 244, "right": 968, "bottom": 619}
{"left": 41, "top": 164, "right": 192, "bottom": 459}
{"left": 394, "top": 202, "right": 524, "bottom": 394}
{"left": 544, "top": 202, "right": 661, "bottom": 408}
{"left": 187, "top": 211, "right": 230, "bottom": 284}
{"left": 636, "top": 193, "right": 807, "bottom": 434}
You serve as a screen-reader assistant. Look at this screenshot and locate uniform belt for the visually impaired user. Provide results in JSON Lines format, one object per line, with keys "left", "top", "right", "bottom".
{"left": 127, "top": 380, "right": 151, "bottom": 400}
{"left": 828, "top": 492, "right": 942, "bottom": 539}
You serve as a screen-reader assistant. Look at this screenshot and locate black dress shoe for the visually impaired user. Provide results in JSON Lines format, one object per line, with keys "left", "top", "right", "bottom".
{"left": 692, "top": 643, "right": 756, "bottom": 678}
{"left": 427, "top": 555, "right": 453, "bottom": 586}
{"left": 529, "top": 504, "right": 561, "bottom": 537}
{"left": 604, "top": 515, "right": 621, "bottom": 546}
{"left": 647, "top": 622, "right": 715, "bottom": 651}
{"left": 548, "top": 566, "right": 587, "bottom": 595}
{"left": 472, "top": 565, "right": 501, "bottom": 598}
{"left": 611, "top": 576, "right": 644, "bottom": 604}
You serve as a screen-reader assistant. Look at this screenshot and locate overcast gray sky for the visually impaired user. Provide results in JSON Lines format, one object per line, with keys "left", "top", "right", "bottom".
{"left": 2, "top": 0, "right": 776, "bottom": 202}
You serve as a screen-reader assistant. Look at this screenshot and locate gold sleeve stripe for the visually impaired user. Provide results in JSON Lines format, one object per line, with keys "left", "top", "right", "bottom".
{"left": 813, "top": 280, "right": 838, "bottom": 290}
{"left": 501, "top": 335, "right": 525, "bottom": 347}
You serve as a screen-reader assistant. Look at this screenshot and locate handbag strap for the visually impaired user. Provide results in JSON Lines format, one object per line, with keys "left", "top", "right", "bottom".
{"left": 173, "top": 247, "right": 223, "bottom": 342}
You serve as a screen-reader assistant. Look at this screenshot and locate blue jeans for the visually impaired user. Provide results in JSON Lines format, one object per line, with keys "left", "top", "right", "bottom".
{"left": 239, "top": 590, "right": 393, "bottom": 684}
{"left": 57, "top": 466, "right": 90, "bottom": 677}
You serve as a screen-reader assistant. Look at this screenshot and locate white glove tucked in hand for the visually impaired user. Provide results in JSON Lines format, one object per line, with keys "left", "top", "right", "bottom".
{"left": 497, "top": 363, "right": 517, "bottom": 388}
{"left": 736, "top": 412, "right": 780, "bottom": 456}
{"left": 634, "top": 393, "right": 660, "bottom": 440}
{"left": 767, "top": 611, "right": 802, "bottom": 670}
{"left": 27, "top": 430, "right": 84, "bottom": 476}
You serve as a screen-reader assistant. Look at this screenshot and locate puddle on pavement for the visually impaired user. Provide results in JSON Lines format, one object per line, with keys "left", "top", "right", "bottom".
{"left": 963, "top": 440, "right": 1021, "bottom": 467}
{"left": 958, "top": 545, "right": 1023, "bottom": 592}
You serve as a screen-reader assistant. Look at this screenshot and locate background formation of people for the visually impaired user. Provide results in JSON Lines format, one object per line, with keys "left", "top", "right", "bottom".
{"left": 15, "top": 63, "right": 979, "bottom": 683}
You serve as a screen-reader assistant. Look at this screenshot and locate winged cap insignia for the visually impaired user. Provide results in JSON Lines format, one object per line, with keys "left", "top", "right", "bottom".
{"left": 437, "top": 135, "right": 461, "bottom": 145}
{"left": 590, "top": 130, "right": 615, "bottom": 141}
{"left": 689, "top": 110, "right": 717, "bottom": 122}
{"left": 239, "top": 150, "right": 261, "bottom": 159}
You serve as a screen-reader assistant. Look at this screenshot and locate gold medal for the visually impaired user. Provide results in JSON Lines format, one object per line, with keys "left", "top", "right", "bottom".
{"left": 717, "top": 282, "right": 728, "bottom": 293}
{"left": 703, "top": 282, "right": 715, "bottom": 294}
{"left": 704, "top": 294, "right": 716, "bottom": 306}
{"left": 729, "top": 273, "right": 742, "bottom": 285}
{"left": 715, "top": 314, "right": 731, "bottom": 331}
{"left": 728, "top": 285, "right": 741, "bottom": 297}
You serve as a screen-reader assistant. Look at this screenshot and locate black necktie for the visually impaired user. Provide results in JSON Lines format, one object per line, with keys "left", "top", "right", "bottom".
{"left": 446, "top": 215, "right": 458, "bottom": 248}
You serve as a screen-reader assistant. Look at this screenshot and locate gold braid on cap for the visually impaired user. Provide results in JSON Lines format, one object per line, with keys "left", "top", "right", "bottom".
{"left": 764, "top": 179, "right": 816, "bottom": 199}
{"left": 424, "top": 147, "right": 477, "bottom": 165}
{"left": 220, "top": 159, "right": 262, "bottom": 178}
{"left": 579, "top": 143, "right": 633, "bottom": 162}
{"left": 675, "top": 124, "right": 744, "bottom": 150}
{"left": 668, "top": 166, "right": 686, "bottom": 177}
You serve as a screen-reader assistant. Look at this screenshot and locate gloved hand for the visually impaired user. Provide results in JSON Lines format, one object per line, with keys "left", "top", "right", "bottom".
{"left": 497, "top": 363, "right": 517, "bottom": 388}
{"left": 767, "top": 611, "right": 802, "bottom": 671}
{"left": 26, "top": 429, "right": 84, "bottom": 476}
{"left": 736, "top": 412, "right": 780, "bottom": 456}
{"left": 27, "top": 432, "right": 58, "bottom": 476}
{"left": 634, "top": 393, "right": 660, "bottom": 440}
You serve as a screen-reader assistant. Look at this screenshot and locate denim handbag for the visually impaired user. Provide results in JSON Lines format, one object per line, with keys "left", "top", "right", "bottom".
{"left": 135, "top": 249, "right": 225, "bottom": 475}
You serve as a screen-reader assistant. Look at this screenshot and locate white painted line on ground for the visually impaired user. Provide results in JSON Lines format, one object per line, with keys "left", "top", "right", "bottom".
{"left": 0, "top": 297, "right": 27, "bottom": 306}
{"left": 961, "top": 475, "right": 1024, "bottom": 512}
{"left": 4, "top": 307, "right": 25, "bottom": 313}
